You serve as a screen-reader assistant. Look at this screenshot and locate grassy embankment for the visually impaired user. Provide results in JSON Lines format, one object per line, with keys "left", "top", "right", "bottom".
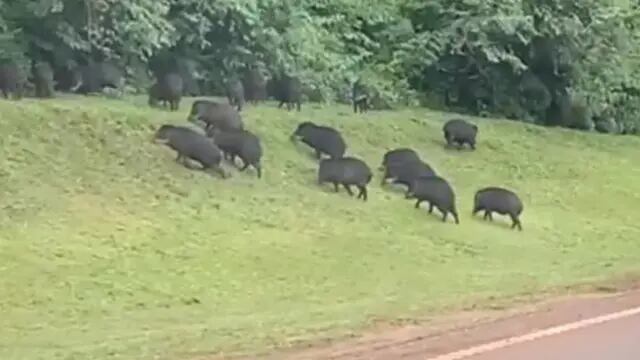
{"left": 1, "top": 95, "right": 639, "bottom": 359}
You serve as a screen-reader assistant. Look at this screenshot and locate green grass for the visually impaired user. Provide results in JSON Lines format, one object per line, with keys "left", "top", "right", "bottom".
{"left": 1, "top": 95, "right": 640, "bottom": 360}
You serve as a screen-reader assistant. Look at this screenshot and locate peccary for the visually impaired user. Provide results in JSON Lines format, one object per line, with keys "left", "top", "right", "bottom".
{"left": 77, "top": 61, "right": 124, "bottom": 94}
{"left": 32, "top": 61, "right": 55, "bottom": 98}
{"left": 54, "top": 59, "right": 82, "bottom": 92}
{"left": 150, "top": 55, "right": 201, "bottom": 96}
{"left": 175, "top": 58, "right": 201, "bottom": 96}
{"left": 0, "top": 62, "right": 24, "bottom": 99}
{"left": 380, "top": 148, "right": 420, "bottom": 170}
{"left": 383, "top": 160, "right": 436, "bottom": 190}
{"left": 269, "top": 74, "right": 302, "bottom": 111}
{"left": 148, "top": 73, "right": 183, "bottom": 111}
{"left": 352, "top": 79, "right": 369, "bottom": 113}
{"left": 209, "top": 129, "right": 262, "bottom": 178}
{"left": 318, "top": 157, "right": 372, "bottom": 201}
{"left": 153, "top": 124, "right": 228, "bottom": 178}
{"left": 473, "top": 187, "right": 523, "bottom": 230}
{"left": 406, "top": 176, "right": 459, "bottom": 224}
{"left": 290, "top": 122, "right": 346, "bottom": 159}
{"left": 242, "top": 67, "right": 267, "bottom": 103}
{"left": 225, "top": 78, "right": 245, "bottom": 111}
{"left": 188, "top": 100, "right": 244, "bottom": 132}
{"left": 443, "top": 118, "right": 478, "bottom": 150}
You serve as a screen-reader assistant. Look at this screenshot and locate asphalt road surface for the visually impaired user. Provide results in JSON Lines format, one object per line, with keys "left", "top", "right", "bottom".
{"left": 465, "top": 312, "right": 640, "bottom": 360}
{"left": 257, "top": 290, "right": 640, "bottom": 360}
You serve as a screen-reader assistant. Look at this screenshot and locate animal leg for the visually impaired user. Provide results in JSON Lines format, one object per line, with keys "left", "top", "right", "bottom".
{"left": 511, "top": 215, "right": 522, "bottom": 231}
{"left": 358, "top": 186, "right": 368, "bottom": 201}
{"left": 445, "top": 134, "right": 453, "bottom": 147}
{"left": 213, "top": 165, "right": 228, "bottom": 178}
{"left": 239, "top": 160, "right": 250, "bottom": 171}
{"left": 255, "top": 163, "right": 262, "bottom": 179}
{"left": 404, "top": 189, "right": 413, "bottom": 199}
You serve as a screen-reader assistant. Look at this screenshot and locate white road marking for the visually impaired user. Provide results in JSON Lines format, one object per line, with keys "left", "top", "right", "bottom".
{"left": 427, "top": 305, "right": 640, "bottom": 360}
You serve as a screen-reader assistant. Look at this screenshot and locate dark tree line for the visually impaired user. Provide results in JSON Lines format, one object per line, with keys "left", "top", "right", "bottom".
{"left": 1, "top": 0, "right": 639, "bottom": 134}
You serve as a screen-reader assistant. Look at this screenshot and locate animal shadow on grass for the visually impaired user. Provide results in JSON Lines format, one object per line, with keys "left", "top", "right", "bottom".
{"left": 317, "top": 181, "right": 369, "bottom": 201}
{"left": 222, "top": 156, "right": 258, "bottom": 177}
{"left": 428, "top": 137, "right": 474, "bottom": 152}
{"left": 173, "top": 157, "right": 229, "bottom": 178}
{"left": 381, "top": 182, "right": 409, "bottom": 195}
{"left": 471, "top": 213, "right": 522, "bottom": 231}
{"left": 427, "top": 138, "right": 473, "bottom": 153}
{"left": 442, "top": 142, "right": 475, "bottom": 152}
{"left": 415, "top": 202, "right": 457, "bottom": 224}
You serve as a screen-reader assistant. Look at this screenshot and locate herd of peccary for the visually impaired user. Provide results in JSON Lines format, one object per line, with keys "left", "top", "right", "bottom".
{"left": 0, "top": 59, "right": 126, "bottom": 99}
{"left": 0, "top": 58, "right": 370, "bottom": 112}
{"left": 152, "top": 97, "right": 524, "bottom": 230}
{"left": 0, "top": 58, "right": 522, "bottom": 230}
{"left": 148, "top": 69, "right": 310, "bottom": 113}
{"left": 154, "top": 98, "right": 262, "bottom": 179}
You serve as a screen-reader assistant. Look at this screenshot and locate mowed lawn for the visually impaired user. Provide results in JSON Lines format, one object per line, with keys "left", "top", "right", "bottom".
{"left": 1, "top": 96, "right": 639, "bottom": 360}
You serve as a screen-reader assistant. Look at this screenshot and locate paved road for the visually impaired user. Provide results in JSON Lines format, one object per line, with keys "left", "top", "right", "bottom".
{"left": 465, "top": 312, "right": 640, "bottom": 360}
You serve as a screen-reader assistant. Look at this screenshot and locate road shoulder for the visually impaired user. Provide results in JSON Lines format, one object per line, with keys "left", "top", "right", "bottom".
{"left": 199, "top": 277, "right": 640, "bottom": 360}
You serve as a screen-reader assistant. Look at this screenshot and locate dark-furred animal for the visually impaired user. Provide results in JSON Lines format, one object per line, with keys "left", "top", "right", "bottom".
{"left": 226, "top": 78, "right": 245, "bottom": 111}
{"left": 209, "top": 129, "right": 262, "bottom": 178}
{"left": 406, "top": 176, "right": 459, "bottom": 224}
{"left": 32, "top": 61, "right": 55, "bottom": 98}
{"left": 0, "top": 62, "right": 24, "bottom": 99}
{"left": 290, "top": 122, "right": 346, "bottom": 159}
{"left": 473, "top": 187, "right": 523, "bottom": 230}
{"left": 148, "top": 73, "right": 183, "bottom": 110}
{"left": 352, "top": 79, "right": 369, "bottom": 113}
{"left": 153, "top": 124, "right": 228, "bottom": 178}
{"left": 443, "top": 118, "right": 478, "bottom": 150}
{"left": 268, "top": 74, "right": 302, "bottom": 111}
{"left": 188, "top": 100, "right": 244, "bottom": 132}
{"left": 318, "top": 157, "right": 372, "bottom": 201}
{"left": 54, "top": 60, "right": 82, "bottom": 92}
{"left": 242, "top": 67, "right": 267, "bottom": 104}
{"left": 77, "top": 61, "right": 124, "bottom": 94}
{"left": 383, "top": 160, "right": 436, "bottom": 190}
{"left": 380, "top": 148, "right": 420, "bottom": 172}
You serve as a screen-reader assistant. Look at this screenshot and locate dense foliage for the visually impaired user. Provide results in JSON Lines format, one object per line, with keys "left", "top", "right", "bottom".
{"left": 1, "top": 0, "right": 640, "bottom": 134}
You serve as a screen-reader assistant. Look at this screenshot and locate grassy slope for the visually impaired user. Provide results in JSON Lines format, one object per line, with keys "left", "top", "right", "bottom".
{"left": 1, "top": 96, "right": 640, "bottom": 360}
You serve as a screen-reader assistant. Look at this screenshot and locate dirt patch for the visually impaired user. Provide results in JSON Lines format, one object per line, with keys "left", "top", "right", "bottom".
{"left": 197, "top": 276, "right": 640, "bottom": 360}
